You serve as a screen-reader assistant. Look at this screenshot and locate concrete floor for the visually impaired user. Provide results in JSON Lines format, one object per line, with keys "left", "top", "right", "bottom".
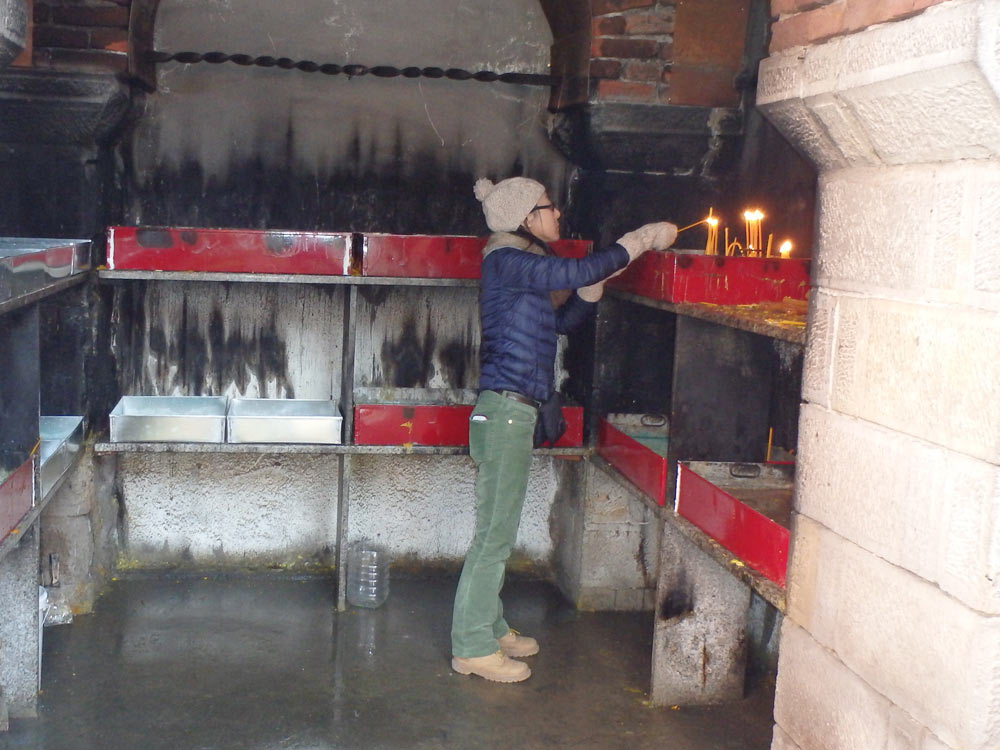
{"left": 1, "top": 574, "right": 775, "bottom": 749}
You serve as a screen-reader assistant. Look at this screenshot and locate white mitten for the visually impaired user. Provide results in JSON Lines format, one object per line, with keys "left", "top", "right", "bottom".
{"left": 616, "top": 222, "right": 678, "bottom": 260}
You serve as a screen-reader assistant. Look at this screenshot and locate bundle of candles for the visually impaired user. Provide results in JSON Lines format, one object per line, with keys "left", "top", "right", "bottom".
{"left": 674, "top": 208, "right": 793, "bottom": 258}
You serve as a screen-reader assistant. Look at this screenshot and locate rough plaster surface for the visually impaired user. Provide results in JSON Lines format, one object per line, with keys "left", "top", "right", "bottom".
{"left": 786, "top": 516, "right": 1000, "bottom": 749}
{"left": 757, "top": 0, "right": 1000, "bottom": 169}
{"left": 349, "top": 454, "right": 558, "bottom": 563}
{"left": 121, "top": 282, "right": 345, "bottom": 400}
{"left": 797, "top": 404, "right": 1000, "bottom": 614}
{"left": 118, "top": 452, "right": 562, "bottom": 568}
{"left": 118, "top": 453, "right": 341, "bottom": 567}
{"left": 134, "top": 0, "right": 566, "bottom": 204}
{"left": 0, "top": 525, "right": 40, "bottom": 718}
{"left": 650, "top": 519, "right": 750, "bottom": 706}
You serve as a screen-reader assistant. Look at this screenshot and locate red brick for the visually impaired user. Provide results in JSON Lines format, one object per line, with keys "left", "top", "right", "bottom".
{"left": 33, "top": 2, "right": 50, "bottom": 23}
{"left": 666, "top": 65, "right": 740, "bottom": 107}
{"left": 590, "top": 58, "right": 623, "bottom": 79}
{"left": 591, "top": 37, "right": 659, "bottom": 59}
{"left": 593, "top": 0, "right": 655, "bottom": 15}
{"left": 659, "top": 40, "right": 674, "bottom": 60}
{"left": 88, "top": 26, "right": 127, "bottom": 49}
{"left": 34, "top": 25, "right": 90, "bottom": 48}
{"left": 625, "top": 10, "right": 675, "bottom": 35}
{"left": 624, "top": 60, "right": 664, "bottom": 82}
{"left": 674, "top": 0, "right": 749, "bottom": 69}
{"left": 593, "top": 16, "right": 627, "bottom": 36}
{"left": 771, "top": 0, "right": 837, "bottom": 16}
{"left": 769, "top": 1, "right": 846, "bottom": 52}
{"left": 50, "top": 5, "right": 129, "bottom": 27}
{"left": 594, "top": 79, "right": 657, "bottom": 102}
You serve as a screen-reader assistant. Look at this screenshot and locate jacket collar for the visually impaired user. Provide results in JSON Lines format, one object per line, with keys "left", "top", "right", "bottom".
{"left": 483, "top": 231, "right": 546, "bottom": 258}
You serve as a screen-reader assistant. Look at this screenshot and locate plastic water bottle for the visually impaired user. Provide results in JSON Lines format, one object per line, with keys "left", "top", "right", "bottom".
{"left": 346, "top": 539, "right": 390, "bottom": 608}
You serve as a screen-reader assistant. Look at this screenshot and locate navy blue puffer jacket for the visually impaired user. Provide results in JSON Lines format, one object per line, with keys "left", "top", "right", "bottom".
{"left": 479, "top": 232, "right": 629, "bottom": 402}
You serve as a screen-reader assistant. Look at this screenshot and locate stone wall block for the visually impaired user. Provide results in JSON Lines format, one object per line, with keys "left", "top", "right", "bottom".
{"left": 973, "top": 171, "right": 1000, "bottom": 293}
{"left": 774, "top": 620, "right": 892, "bottom": 750}
{"left": 806, "top": 92, "right": 881, "bottom": 167}
{"left": 770, "top": 724, "right": 802, "bottom": 750}
{"left": 797, "top": 404, "right": 1000, "bottom": 614}
{"left": 828, "top": 297, "right": 1000, "bottom": 464}
{"left": 759, "top": 1, "right": 1000, "bottom": 170}
{"left": 843, "top": 65, "right": 1000, "bottom": 164}
{"left": 814, "top": 168, "right": 930, "bottom": 292}
{"left": 801, "top": 288, "right": 835, "bottom": 406}
{"left": 810, "top": 163, "right": 999, "bottom": 307}
{"left": 785, "top": 520, "right": 1000, "bottom": 749}
{"left": 758, "top": 96, "right": 848, "bottom": 172}
{"left": 0, "top": 0, "right": 27, "bottom": 65}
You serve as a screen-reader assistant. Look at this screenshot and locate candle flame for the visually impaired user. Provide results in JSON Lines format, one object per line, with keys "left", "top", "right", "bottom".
{"left": 706, "top": 216, "right": 719, "bottom": 226}
{"left": 779, "top": 240, "right": 792, "bottom": 257}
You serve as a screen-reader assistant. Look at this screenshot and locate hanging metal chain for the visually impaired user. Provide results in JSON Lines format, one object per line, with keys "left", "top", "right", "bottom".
{"left": 147, "top": 50, "right": 557, "bottom": 87}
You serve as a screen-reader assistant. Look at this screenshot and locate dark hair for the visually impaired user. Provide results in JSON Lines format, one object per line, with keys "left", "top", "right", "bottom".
{"left": 513, "top": 226, "right": 554, "bottom": 256}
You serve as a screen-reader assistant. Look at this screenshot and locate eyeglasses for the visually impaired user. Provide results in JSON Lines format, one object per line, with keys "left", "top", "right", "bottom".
{"left": 532, "top": 203, "right": 557, "bottom": 212}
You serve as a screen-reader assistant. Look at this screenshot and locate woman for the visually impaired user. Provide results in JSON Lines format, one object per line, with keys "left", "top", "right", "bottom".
{"left": 450, "top": 176, "right": 677, "bottom": 682}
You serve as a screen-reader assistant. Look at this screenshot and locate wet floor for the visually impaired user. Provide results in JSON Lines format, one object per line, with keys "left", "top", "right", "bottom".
{"left": 1, "top": 574, "right": 774, "bottom": 749}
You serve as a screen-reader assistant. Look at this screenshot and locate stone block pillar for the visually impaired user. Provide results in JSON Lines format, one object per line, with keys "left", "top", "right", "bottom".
{"left": 0, "top": 524, "right": 41, "bottom": 723}
{"left": 0, "top": 0, "right": 26, "bottom": 66}
{"left": 650, "top": 519, "right": 750, "bottom": 706}
{"left": 757, "top": 1, "right": 1000, "bottom": 748}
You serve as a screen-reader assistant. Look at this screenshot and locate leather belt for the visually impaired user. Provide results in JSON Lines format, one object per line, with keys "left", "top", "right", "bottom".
{"left": 485, "top": 389, "right": 541, "bottom": 409}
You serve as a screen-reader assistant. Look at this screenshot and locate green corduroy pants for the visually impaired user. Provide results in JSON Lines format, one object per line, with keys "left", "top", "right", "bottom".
{"left": 451, "top": 390, "right": 537, "bottom": 658}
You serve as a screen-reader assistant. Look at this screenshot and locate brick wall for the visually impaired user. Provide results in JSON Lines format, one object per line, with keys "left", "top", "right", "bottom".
{"left": 28, "top": 0, "right": 130, "bottom": 72}
{"left": 590, "top": 0, "right": 749, "bottom": 107}
{"left": 769, "top": 0, "right": 950, "bottom": 53}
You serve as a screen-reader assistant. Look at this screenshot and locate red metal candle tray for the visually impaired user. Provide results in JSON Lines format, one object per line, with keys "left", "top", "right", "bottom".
{"left": 675, "top": 461, "right": 793, "bottom": 587}
{"left": 360, "top": 235, "right": 592, "bottom": 278}
{"left": 608, "top": 251, "right": 810, "bottom": 305}
{"left": 108, "top": 227, "right": 593, "bottom": 279}
{"left": 107, "top": 226, "right": 352, "bottom": 275}
{"left": 0, "top": 459, "right": 35, "bottom": 543}
{"left": 354, "top": 404, "right": 584, "bottom": 447}
{"left": 596, "top": 417, "right": 669, "bottom": 505}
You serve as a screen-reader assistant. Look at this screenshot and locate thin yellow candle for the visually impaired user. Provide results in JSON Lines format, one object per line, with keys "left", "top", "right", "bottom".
{"left": 743, "top": 209, "right": 753, "bottom": 251}
{"left": 766, "top": 233, "right": 773, "bottom": 257}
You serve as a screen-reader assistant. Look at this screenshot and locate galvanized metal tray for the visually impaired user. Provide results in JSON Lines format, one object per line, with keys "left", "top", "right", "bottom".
{"left": 110, "top": 396, "right": 228, "bottom": 443}
{"left": 227, "top": 399, "right": 343, "bottom": 444}
{"left": 0, "top": 238, "right": 90, "bottom": 304}
{"left": 39, "top": 416, "right": 84, "bottom": 499}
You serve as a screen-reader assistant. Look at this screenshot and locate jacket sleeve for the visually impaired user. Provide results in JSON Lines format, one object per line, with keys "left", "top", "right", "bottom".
{"left": 554, "top": 292, "right": 597, "bottom": 334}
{"left": 488, "top": 244, "right": 629, "bottom": 292}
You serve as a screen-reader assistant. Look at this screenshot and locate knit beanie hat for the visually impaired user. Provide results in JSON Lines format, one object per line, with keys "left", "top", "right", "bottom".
{"left": 474, "top": 177, "right": 546, "bottom": 232}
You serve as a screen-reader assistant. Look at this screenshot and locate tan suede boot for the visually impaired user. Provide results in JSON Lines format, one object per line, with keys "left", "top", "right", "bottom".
{"left": 451, "top": 650, "right": 531, "bottom": 683}
{"left": 497, "top": 629, "right": 539, "bottom": 657}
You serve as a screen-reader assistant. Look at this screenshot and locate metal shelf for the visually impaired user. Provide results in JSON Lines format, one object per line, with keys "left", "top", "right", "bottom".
{"left": 0, "top": 274, "right": 89, "bottom": 316}
{"left": 591, "top": 455, "right": 786, "bottom": 613}
{"left": 608, "top": 289, "right": 806, "bottom": 345}
{"left": 98, "top": 269, "right": 478, "bottom": 287}
{"left": 94, "top": 440, "right": 589, "bottom": 457}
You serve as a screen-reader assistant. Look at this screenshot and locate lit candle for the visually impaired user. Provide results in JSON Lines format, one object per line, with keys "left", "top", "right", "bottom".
{"left": 704, "top": 209, "right": 719, "bottom": 255}
{"left": 779, "top": 240, "right": 792, "bottom": 257}
{"left": 743, "top": 209, "right": 753, "bottom": 251}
